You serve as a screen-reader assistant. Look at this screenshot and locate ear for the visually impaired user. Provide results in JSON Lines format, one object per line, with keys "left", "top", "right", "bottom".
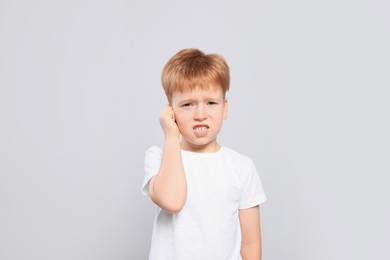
{"left": 223, "top": 98, "right": 228, "bottom": 119}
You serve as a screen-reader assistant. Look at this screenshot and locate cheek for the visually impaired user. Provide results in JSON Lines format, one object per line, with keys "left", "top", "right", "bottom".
{"left": 175, "top": 119, "right": 192, "bottom": 134}
{"left": 173, "top": 113, "right": 188, "bottom": 127}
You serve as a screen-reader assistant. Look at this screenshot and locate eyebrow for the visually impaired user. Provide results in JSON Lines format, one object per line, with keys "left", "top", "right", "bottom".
{"left": 179, "top": 99, "right": 194, "bottom": 103}
{"left": 179, "top": 96, "right": 222, "bottom": 102}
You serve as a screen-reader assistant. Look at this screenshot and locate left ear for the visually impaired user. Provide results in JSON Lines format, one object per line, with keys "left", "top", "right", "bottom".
{"left": 223, "top": 98, "right": 228, "bottom": 119}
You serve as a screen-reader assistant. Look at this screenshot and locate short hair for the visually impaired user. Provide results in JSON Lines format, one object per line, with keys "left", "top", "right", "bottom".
{"left": 161, "top": 48, "right": 230, "bottom": 102}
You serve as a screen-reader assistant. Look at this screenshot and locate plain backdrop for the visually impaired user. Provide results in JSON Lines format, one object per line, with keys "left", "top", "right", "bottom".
{"left": 0, "top": 0, "right": 389, "bottom": 259}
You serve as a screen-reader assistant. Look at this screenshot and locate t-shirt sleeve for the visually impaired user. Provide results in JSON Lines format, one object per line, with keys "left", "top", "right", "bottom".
{"left": 141, "top": 146, "right": 162, "bottom": 197}
{"left": 239, "top": 159, "right": 267, "bottom": 209}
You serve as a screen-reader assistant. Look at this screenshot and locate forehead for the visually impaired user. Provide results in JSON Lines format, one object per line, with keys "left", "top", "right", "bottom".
{"left": 171, "top": 86, "right": 224, "bottom": 102}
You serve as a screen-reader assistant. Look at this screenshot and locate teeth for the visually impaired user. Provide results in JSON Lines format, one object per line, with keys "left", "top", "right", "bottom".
{"left": 194, "top": 126, "right": 207, "bottom": 132}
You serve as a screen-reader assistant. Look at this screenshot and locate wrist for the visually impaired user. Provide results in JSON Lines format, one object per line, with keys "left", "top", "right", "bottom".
{"left": 164, "top": 131, "right": 180, "bottom": 140}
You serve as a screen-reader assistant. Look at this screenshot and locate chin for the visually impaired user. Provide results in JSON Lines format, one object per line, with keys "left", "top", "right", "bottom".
{"left": 190, "top": 138, "right": 214, "bottom": 145}
{"left": 187, "top": 139, "right": 217, "bottom": 149}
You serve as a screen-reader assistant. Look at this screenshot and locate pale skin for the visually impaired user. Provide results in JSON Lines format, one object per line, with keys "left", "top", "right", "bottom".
{"left": 148, "top": 86, "right": 262, "bottom": 259}
{"left": 148, "top": 105, "right": 187, "bottom": 213}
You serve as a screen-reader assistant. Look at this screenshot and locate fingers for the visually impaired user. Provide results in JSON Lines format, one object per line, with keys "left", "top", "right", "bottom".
{"left": 160, "top": 105, "right": 180, "bottom": 136}
{"left": 163, "top": 105, "right": 175, "bottom": 121}
{"left": 169, "top": 106, "right": 176, "bottom": 121}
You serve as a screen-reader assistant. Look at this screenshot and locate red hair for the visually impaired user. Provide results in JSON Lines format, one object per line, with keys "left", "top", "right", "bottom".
{"left": 161, "top": 48, "right": 230, "bottom": 101}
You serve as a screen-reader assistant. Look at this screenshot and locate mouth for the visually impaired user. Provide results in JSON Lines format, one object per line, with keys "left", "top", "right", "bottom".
{"left": 193, "top": 125, "right": 209, "bottom": 136}
{"left": 193, "top": 125, "right": 209, "bottom": 131}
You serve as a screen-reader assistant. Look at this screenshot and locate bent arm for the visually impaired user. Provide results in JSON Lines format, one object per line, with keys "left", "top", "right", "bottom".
{"left": 148, "top": 105, "right": 187, "bottom": 214}
{"left": 239, "top": 205, "right": 262, "bottom": 260}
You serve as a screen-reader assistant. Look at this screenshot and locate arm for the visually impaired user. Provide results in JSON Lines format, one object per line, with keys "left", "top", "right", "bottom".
{"left": 148, "top": 105, "right": 187, "bottom": 213}
{"left": 239, "top": 205, "right": 262, "bottom": 260}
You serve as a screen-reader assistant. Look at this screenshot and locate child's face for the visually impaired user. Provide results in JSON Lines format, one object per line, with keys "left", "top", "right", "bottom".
{"left": 170, "top": 86, "right": 228, "bottom": 153}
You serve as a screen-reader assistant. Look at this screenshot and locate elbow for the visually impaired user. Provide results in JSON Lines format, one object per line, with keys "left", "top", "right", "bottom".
{"left": 151, "top": 195, "right": 186, "bottom": 214}
{"left": 148, "top": 177, "right": 187, "bottom": 213}
{"left": 164, "top": 203, "right": 185, "bottom": 214}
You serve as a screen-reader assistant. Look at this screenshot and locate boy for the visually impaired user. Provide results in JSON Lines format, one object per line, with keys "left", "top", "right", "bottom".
{"left": 142, "top": 49, "right": 266, "bottom": 260}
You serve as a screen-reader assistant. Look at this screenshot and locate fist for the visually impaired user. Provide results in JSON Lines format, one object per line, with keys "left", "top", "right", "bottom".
{"left": 159, "top": 105, "right": 180, "bottom": 137}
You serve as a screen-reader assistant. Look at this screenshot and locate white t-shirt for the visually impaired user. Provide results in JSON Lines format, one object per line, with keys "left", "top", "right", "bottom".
{"left": 142, "top": 146, "right": 267, "bottom": 260}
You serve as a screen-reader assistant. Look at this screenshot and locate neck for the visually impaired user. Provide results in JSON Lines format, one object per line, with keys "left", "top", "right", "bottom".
{"left": 181, "top": 142, "right": 221, "bottom": 153}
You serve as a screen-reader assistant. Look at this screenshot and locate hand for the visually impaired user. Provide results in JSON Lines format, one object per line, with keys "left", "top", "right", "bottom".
{"left": 159, "top": 105, "right": 180, "bottom": 137}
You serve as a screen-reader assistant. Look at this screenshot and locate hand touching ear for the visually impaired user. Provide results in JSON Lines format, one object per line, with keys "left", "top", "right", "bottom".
{"left": 159, "top": 105, "right": 180, "bottom": 137}
{"left": 150, "top": 105, "right": 187, "bottom": 214}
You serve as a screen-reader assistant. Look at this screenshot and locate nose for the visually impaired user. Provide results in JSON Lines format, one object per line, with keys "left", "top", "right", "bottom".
{"left": 194, "top": 105, "right": 207, "bottom": 121}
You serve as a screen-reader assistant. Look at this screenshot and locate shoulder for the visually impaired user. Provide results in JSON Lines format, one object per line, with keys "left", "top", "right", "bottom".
{"left": 221, "top": 146, "right": 255, "bottom": 170}
{"left": 144, "top": 146, "right": 162, "bottom": 164}
{"left": 145, "top": 146, "right": 162, "bottom": 156}
{"left": 222, "top": 146, "right": 253, "bottom": 163}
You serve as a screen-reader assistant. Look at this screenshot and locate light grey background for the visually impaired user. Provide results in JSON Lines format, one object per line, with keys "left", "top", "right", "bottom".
{"left": 1, "top": 0, "right": 389, "bottom": 259}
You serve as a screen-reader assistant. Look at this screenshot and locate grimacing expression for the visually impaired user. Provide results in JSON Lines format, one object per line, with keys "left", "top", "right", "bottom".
{"left": 171, "top": 86, "right": 228, "bottom": 152}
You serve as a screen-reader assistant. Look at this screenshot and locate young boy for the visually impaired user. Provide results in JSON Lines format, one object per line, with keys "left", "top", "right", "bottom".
{"left": 142, "top": 49, "right": 266, "bottom": 260}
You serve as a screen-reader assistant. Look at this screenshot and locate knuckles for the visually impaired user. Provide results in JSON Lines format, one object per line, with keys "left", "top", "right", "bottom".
{"left": 159, "top": 106, "right": 179, "bottom": 135}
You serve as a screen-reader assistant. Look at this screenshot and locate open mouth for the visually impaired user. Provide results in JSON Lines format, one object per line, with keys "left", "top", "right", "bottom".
{"left": 193, "top": 125, "right": 209, "bottom": 135}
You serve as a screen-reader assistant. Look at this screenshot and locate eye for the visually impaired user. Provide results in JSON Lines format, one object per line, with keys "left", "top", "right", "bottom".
{"left": 181, "top": 103, "right": 193, "bottom": 108}
{"left": 207, "top": 101, "right": 218, "bottom": 106}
